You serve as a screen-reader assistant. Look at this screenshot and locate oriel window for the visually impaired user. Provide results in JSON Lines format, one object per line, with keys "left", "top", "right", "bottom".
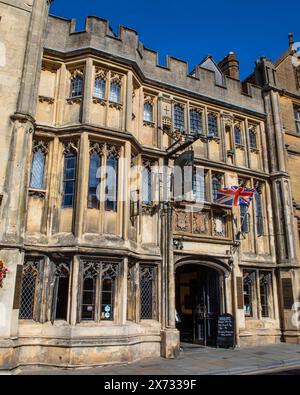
{"left": 174, "top": 104, "right": 185, "bottom": 131}
{"left": 94, "top": 77, "right": 106, "bottom": 99}
{"left": 70, "top": 75, "right": 83, "bottom": 97}
{"left": 207, "top": 113, "right": 218, "bottom": 137}
{"left": 190, "top": 109, "right": 203, "bottom": 135}
{"left": 62, "top": 152, "right": 77, "bottom": 208}
{"left": 109, "top": 80, "right": 121, "bottom": 103}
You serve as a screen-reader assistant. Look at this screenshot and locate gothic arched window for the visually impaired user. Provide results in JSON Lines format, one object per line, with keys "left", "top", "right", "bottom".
{"left": 30, "top": 148, "right": 46, "bottom": 189}
{"left": 190, "top": 109, "right": 203, "bottom": 135}
{"left": 109, "top": 80, "right": 121, "bottom": 103}
{"left": 249, "top": 128, "right": 258, "bottom": 149}
{"left": 70, "top": 75, "right": 83, "bottom": 97}
{"left": 144, "top": 102, "right": 153, "bottom": 122}
{"left": 19, "top": 260, "right": 41, "bottom": 320}
{"left": 105, "top": 147, "right": 119, "bottom": 211}
{"left": 94, "top": 77, "right": 106, "bottom": 99}
{"left": 62, "top": 144, "right": 77, "bottom": 208}
{"left": 174, "top": 104, "right": 185, "bottom": 131}
{"left": 212, "top": 173, "right": 223, "bottom": 201}
{"left": 234, "top": 125, "right": 242, "bottom": 145}
{"left": 88, "top": 146, "right": 102, "bottom": 209}
{"left": 207, "top": 113, "right": 218, "bottom": 137}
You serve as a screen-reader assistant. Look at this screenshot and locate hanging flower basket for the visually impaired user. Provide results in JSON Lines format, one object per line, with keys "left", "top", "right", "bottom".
{"left": 0, "top": 260, "right": 8, "bottom": 288}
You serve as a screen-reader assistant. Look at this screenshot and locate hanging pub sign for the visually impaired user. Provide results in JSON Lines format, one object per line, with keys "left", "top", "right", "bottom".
{"left": 216, "top": 313, "right": 235, "bottom": 349}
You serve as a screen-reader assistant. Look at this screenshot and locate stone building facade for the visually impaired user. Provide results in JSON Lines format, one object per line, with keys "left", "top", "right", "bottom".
{"left": 0, "top": 0, "right": 299, "bottom": 369}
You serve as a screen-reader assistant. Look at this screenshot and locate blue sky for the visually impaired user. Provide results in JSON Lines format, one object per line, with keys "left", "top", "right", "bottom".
{"left": 50, "top": 0, "right": 300, "bottom": 79}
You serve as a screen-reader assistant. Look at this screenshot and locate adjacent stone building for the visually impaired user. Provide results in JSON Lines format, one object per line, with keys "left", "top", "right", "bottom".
{"left": 0, "top": 0, "right": 299, "bottom": 369}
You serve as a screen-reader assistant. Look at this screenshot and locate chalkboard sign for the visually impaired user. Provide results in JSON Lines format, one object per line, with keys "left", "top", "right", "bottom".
{"left": 217, "top": 313, "right": 235, "bottom": 348}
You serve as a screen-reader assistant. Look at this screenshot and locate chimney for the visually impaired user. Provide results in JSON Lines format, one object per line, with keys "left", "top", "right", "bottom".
{"left": 218, "top": 52, "right": 239, "bottom": 80}
{"left": 288, "top": 33, "right": 294, "bottom": 48}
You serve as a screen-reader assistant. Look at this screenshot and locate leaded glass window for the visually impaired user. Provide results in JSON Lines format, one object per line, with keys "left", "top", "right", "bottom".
{"left": 70, "top": 75, "right": 83, "bottom": 97}
{"left": 255, "top": 185, "right": 264, "bottom": 236}
{"left": 212, "top": 173, "right": 223, "bottom": 201}
{"left": 110, "top": 81, "right": 121, "bottom": 103}
{"left": 190, "top": 109, "right": 203, "bottom": 135}
{"left": 51, "top": 262, "right": 70, "bottom": 322}
{"left": 80, "top": 261, "right": 119, "bottom": 322}
{"left": 142, "top": 161, "right": 152, "bottom": 205}
{"left": 105, "top": 152, "right": 118, "bottom": 211}
{"left": 94, "top": 77, "right": 106, "bottom": 99}
{"left": 174, "top": 104, "right": 185, "bottom": 131}
{"left": 294, "top": 105, "right": 300, "bottom": 134}
{"left": 249, "top": 128, "right": 258, "bottom": 149}
{"left": 62, "top": 152, "right": 77, "bottom": 208}
{"left": 207, "top": 113, "right": 218, "bottom": 137}
{"left": 144, "top": 102, "right": 153, "bottom": 122}
{"left": 30, "top": 149, "right": 46, "bottom": 189}
{"left": 193, "top": 167, "right": 206, "bottom": 202}
{"left": 140, "top": 266, "right": 156, "bottom": 320}
{"left": 243, "top": 271, "right": 255, "bottom": 317}
{"left": 260, "top": 272, "right": 272, "bottom": 318}
{"left": 240, "top": 204, "right": 249, "bottom": 234}
{"left": 19, "top": 260, "right": 40, "bottom": 320}
{"left": 234, "top": 125, "right": 242, "bottom": 145}
{"left": 88, "top": 152, "right": 101, "bottom": 209}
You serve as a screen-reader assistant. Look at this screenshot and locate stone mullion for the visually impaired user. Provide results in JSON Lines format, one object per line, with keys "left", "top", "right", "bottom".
{"left": 81, "top": 58, "right": 93, "bottom": 124}
{"left": 70, "top": 256, "right": 80, "bottom": 325}
{"left": 40, "top": 139, "right": 53, "bottom": 235}
{"left": 125, "top": 71, "right": 133, "bottom": 133}
{"left": 74, "top": 132, "right": 89, "bottom": 239}
{"left": 105, "top": 71, "right": 111, "bottom": 127}
{"left": 244, "top": 118, "right": 251, "bottom": 169}
{"left": 99, "top": 145, "right": 107, "bottom": 235}
{"left": 220, "top": 111, "right": 227, "bottom": 162}
{"left": 260, "top": 121, "right": 269, "bottom": 173}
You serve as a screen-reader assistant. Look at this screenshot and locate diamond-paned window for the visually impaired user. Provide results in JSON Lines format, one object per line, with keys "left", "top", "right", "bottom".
{"left": 19, "top": 261, "right": 40, "bottom": 320}
{"left": 30, "top": 149, "right": 45, "bottom": 189}
{"left": 140, "top": 266, "right": 156, "bottom": 320}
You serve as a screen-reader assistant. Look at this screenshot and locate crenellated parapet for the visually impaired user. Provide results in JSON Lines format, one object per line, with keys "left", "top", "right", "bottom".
{"left": 45, "top": 15, "right": 265, "bottom": 115}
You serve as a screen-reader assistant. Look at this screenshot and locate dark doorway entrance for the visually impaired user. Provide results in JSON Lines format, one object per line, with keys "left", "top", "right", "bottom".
{"left": 175, "top": 264, "right": 221, "bottom": 346}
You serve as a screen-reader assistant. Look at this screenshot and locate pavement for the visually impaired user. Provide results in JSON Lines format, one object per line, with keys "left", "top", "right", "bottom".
{"left": 9, "top": 342, "right": 300, "bottom": 375}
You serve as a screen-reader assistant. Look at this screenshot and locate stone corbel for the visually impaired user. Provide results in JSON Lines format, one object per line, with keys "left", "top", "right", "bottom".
{"left": 28, "top": 189, "right": 46, "bottom": 199}
{"left": 143, "top": 120, "right": 155, "bottom": 128}
{"left": 109, "top": 101, "right": 123, "bottom": 110}
{"left": 66, "top": 97, "right": 82, "bottom": 105}
{"left": 92, "top": 97, "right": 107, "bottom": 106}
{"left": 222, "top": 113, "right": 234, "bottom": 127}
{"left": 39, "top": 95, "right": 55, "bottom": 104}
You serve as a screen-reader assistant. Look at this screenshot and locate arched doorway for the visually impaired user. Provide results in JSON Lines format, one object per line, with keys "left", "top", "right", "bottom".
{"left": 175, "top": 264, "right": 223, "bottom": 346}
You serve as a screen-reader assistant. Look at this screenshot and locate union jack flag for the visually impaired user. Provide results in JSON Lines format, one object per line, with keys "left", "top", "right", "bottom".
{"left": 216, "top": 186, "right": 256, "bottom": 207}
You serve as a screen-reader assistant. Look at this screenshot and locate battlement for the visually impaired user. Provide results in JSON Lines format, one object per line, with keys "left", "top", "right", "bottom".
{"left": 45, "top": 15, "right": 264, "bottom": 115}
